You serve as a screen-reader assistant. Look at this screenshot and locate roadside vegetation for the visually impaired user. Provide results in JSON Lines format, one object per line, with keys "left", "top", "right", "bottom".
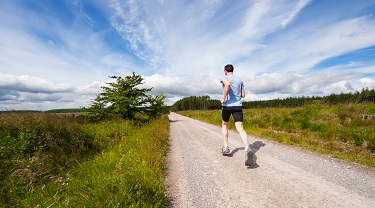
{"left": 0, "top": 112, "right": 169, "bottom": 207}
{"left": 178, "top": 103, "right": 375, "bottom": 167}
{"left": 0, "top": 73, "right": 170, "bottom": 207}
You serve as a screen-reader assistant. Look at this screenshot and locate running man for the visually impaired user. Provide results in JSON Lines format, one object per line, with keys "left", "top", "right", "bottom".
{"left": 220, "top": 64, "right": 253, "bottom": 166}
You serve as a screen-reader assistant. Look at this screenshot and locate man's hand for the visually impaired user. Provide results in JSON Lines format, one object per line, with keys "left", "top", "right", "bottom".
{"left": 221, "top": 98, "right": 226, "bottom": 104}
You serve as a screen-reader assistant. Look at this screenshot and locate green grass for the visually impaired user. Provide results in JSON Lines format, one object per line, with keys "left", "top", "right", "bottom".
{"left": 0, "top": 112, "right": 169, "bottom": 207}
{"left": 178, "top": 103, "right": 375, "bottom": 167}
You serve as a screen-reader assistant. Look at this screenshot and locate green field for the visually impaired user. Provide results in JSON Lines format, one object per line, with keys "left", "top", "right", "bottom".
{"left": 0, "top": 112, "right": 169, "bottom": 207}
{"left": 178, "top": 103, "right": 375, "bottom": 167}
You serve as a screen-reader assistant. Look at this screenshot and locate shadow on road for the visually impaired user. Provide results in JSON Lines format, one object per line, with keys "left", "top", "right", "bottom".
{"left": 222, "top": 141, "right": 266, "bottom": 169}
{"left": 247, "top": 141, "right": 266, "bottom": 169}
{"left": 223, "top": 147, "right": 244, "bottom": 157}
{"left": 250, "top": 141, "right": 266, "bottom": 153}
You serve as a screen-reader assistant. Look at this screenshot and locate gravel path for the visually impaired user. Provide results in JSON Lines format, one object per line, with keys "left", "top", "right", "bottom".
{"left": 165, "top": 112, "right": 375, "bottom": 208}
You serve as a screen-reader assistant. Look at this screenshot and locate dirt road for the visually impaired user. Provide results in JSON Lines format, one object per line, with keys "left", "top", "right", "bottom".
{"left": 165, "top": 112, "right": 375, "bottom": 208}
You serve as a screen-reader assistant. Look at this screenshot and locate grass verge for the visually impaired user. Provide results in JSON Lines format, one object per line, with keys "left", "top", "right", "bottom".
{"left": 1, "top": 112, "right": 169, "bottom": 207}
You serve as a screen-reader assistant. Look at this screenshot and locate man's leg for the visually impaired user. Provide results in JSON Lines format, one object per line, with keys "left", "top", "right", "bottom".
{"left": 222, "top": 121, "right": 229, "bottom": 146}
{"left": 235, "top": 121, "right": 249, "bottom": 148}
{"left": 221, "top": 107, "right": 231, "bottom": 155}
{"left": 235, "top": 121, "right": 254, "bottom": 166}
{"left": 221, "top": 121, "right": 231, "bottom": 155}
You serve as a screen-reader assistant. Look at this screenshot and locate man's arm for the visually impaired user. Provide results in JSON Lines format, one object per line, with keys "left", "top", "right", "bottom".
{"left": 241, "top": 88, "right": 245, "bottom": 98}
{"left": 221, "top": 79, "right": 230, "bottom": 104}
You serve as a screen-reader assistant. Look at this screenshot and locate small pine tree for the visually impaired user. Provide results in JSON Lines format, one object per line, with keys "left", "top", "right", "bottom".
{"left": 88, "top": 73, "right": 167, "bottom": 120}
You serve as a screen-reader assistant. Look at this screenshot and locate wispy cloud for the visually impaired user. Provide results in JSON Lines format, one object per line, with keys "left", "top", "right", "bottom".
{"left": 281, "top": 0, "right": 311, "bottom": 27}
{"left": 154, "top": 0, "right": 314, "bottom": 76}
{"left": 109, "top": 0, "right": 166, "bottom": 66}
{"left": 239, "top": 15, "right": 375, "bottom": 75}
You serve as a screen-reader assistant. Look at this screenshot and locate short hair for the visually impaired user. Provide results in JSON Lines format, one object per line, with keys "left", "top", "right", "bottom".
{"left": 224, "top": 64, "right": 234, "bottom": 72}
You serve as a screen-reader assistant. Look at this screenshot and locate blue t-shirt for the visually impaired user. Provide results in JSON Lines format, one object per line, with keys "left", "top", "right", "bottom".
{"left": 220, "top": 75, "right": 244, "bottom": 106}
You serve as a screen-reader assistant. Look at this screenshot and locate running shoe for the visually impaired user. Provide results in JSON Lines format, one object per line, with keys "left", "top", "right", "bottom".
{"left": 221, "top": 146, "right": 230, "bottom": 155}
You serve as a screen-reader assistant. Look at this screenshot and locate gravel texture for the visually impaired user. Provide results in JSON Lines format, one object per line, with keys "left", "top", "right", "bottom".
{"left": 165, "top": 112, "right": 375, "bottom": 208}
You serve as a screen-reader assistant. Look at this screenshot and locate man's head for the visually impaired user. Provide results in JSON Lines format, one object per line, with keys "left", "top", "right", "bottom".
{"left": 224, "top": 64, "right": 234, "bottom": 72}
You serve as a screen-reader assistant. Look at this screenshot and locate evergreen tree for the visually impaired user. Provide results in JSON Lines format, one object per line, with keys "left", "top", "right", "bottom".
{"left": 88, "top": 73, "right": 167, "bottom": 120}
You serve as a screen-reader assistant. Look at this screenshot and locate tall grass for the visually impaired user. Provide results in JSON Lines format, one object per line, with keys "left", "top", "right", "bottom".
{"left": 179, "top": 103, "right": 375, "bottom": 166}
{"left": 0, "top": 112, "right": 169, "bottom": 207}
{"left": 0, "top": 112, "right": 99, "bottom": 206}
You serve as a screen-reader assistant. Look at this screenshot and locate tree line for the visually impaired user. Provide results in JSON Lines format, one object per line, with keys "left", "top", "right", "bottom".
{"left": 170, "top": 95, "right": 221, "bottom": 111}
{"left": 46, "top": 108, "right": 88, "bottom": 113}
{"left": 171, "top": 88, "right": 375, "bottom": 111}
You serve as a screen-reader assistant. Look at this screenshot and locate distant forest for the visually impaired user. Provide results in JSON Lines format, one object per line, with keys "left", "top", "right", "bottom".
{"left": 46, "top": 108, "right": 88, "bottom": 113}
{"left": 170, "top": 88, "right": 375, "bottom": 111}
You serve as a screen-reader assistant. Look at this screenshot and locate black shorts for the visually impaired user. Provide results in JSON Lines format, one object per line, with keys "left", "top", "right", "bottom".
{"left": 222, "top": 106, "right": 243, "bottom": 122}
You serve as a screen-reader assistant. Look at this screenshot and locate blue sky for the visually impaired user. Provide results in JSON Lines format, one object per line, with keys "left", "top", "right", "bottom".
{"left": 1, "top": 0, "right": 375, "bottom": 110}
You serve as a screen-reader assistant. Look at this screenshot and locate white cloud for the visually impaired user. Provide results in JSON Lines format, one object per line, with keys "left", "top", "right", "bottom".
{"left": 142, "top": 74, "right": 222, "bottom": 97}
{"left": 250, "top": 15, "right": 375, "bottom": 73}
{"left": 0, "top": 73, "right": 73, "bottom": 93}
{"left": 0, "top": 72, "right": 102, "bottom": 110}
{"left": 245, "top": 71, "right": 374, "bottom": 99}
{"left": 75, "top": 81, "right": 105, "bottom": 95}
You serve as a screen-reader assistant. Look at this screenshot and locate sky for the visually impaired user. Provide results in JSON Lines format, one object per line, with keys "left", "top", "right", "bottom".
{"left": 1, "top": 0, "right": 375, "bottom": 110}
